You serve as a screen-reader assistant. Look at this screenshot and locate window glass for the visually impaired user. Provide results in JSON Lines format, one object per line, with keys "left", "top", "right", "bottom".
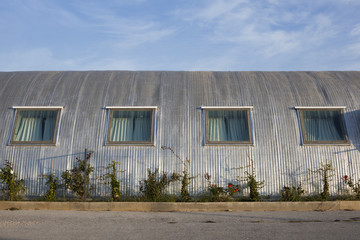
{"left": 206, "top": 109, "right": 251, "bottom": 144}
{"left": 108, "top": 110, "right": 154, "bottom": 143}
{"left": 300, "top": 109, "right": 348, "bottom": 144}
{"left": 11, "top": 109, "right": 60, "bottom": 144}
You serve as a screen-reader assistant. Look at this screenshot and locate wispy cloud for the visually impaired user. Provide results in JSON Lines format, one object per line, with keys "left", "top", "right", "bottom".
{"left": 174, "top": 1, "right": 340, "bottom": 58}
{"left": 350, "top": 24, "right": 360, "bottom": 36}
{"left": 1, "top": 0, "right": 359, "bottom": 71}
{"left": 0, "top": 48, "right": 138, "bottom": 71}
{"left": 71, "top": 2, "right": 176, "bottom": 48}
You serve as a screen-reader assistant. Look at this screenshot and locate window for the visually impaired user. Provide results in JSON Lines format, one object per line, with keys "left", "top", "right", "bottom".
{"left": 10, "top": 107, "right": 62, "bottom": 145}
{"left": 297, "top": 107, "right": 349, "bottom": 144}
{"left": 204, "top": 107, "right": 253, "bottom": 144}
{"left": 106, "top": 107, "right": 155, "bottom": 145}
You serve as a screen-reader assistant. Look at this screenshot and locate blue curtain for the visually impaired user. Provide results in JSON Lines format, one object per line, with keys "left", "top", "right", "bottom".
{"left": 208, "top": 110, "right": 250, "bottom": 142}
{"left": 302, "top": 110, "right": 345, "bottom": 141}
{"left": 14, "top": 110, "right": 58, "bottom": 141}
{"left": 109, "top": 110, "right": 152, "bottom": 142}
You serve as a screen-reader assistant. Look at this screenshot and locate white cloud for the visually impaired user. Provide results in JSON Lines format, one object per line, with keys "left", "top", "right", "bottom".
{"left": 350, "top": 24, "right": 360, "bottom": 36}
{"left": 92, "top": 17, "right": 175, "bottom": 48}
{"left": 346, "top": 42, "right": 360, "bottom": 54}
{"left": 174, "top": 1, "right": 339, "bottom": 58}
{"left": 194, "top": 0, "right": 248, "bottom": 21}
{"left": 11, "top": 0, "right": 175, "bottom": 48}
{"left": 71, "top": 3, "right": 176, "bottom": 48}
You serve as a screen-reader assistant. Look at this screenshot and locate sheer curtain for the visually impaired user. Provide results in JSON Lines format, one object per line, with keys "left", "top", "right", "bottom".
{"left": 110, "top": 110, "right": 152, "bottom": 142}
{"left": 227, "top": 111, "right": 249, "bottom": 141}
{"left": 109, "top": 116, "right": 134, "bottom": 141}
{"left": 14, "top": 110, "right": 57, "bottom": 141}
{"left": 303, "top": 110, "right": 344, "bottom": 141}
{"left": 208, "top": 116, "right": 227, "bottom": 141}
{"left": 208, "top": 110, "right": 249, "bottom": 142}
{"left": 133, "top": 116, "right": 151, "bottom": 141}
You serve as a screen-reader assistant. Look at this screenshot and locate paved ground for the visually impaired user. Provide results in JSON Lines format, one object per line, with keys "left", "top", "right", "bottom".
{"left": 0, "top": 210, "right": 360, "bottom": 240}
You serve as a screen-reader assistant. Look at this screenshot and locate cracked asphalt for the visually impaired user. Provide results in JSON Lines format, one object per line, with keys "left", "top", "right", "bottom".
{"left": 1, "top": 210, "right": 360, "bottom": 240}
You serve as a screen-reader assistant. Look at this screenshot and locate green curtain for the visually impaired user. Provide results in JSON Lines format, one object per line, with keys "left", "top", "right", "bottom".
{"left": 302, "top": 110, "right": 345, "bottom": 141}
{"left": 208, "top": 110, "right": 249, "bottom": 142}
{"left": 14, "top": 110, "right": 57, "bottom": 142}
{"left": 109, "top": 110, "right": 152, "bottom": 142}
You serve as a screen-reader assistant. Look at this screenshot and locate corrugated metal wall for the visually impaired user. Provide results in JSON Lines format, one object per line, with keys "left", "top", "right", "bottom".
{"left": 0, "top": 71, "right": 359, "bottom": 198}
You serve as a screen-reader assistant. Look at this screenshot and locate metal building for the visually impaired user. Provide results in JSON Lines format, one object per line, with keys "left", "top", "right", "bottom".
{"left": 0, "top": 71, "right": 359, "bottom": 198}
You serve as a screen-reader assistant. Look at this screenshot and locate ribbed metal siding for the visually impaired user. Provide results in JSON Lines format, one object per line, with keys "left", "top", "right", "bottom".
{"left": 0, "top": 71, "right": 359, "bottom": 197}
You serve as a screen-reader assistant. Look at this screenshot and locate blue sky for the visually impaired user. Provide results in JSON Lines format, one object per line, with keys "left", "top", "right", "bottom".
{"left": 0, "top": 0, "right": 360, "bottom": 71}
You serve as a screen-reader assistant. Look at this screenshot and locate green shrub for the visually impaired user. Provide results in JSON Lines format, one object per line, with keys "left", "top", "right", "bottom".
{"left": 204, "top": 173, "right": 240, "bottom": 202}
{"left": 309, "top": 161, "right": 334, "bottom": 201}
{"left": 139, "top": 168, "right": 178, "bottom": 201}
{"left": 280, "top": 184, "right": 304, "bottom": 201}
{"left": 343, "top": 175, "right": 360, "bottom": 199}
{"left": 43, "top": 173, "right": 59, "bottom": 201}
{"left": 62, "top": 151, "right": 94, "bottom": 200}
{"left": 161, "top": 146, "right": 196, "bottom": 202}
{"left": 0, "top": 160, "right": 26, "bottom": 201}
{"left": 100, "top": 161, "right": 125, "bottom": 201}
{"left": 239, "top": 156, "right": 264, "bottom": 202}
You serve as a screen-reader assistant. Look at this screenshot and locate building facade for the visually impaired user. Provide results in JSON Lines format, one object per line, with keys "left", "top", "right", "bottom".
{"left": 0, "top": 71, "right": 359, "bottom": 198}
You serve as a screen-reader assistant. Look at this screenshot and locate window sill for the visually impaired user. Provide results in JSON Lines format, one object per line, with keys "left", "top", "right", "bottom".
{"left": 8, "top": 143, "right": 57, "bottom": 147}
{"left": 105, "top": 143, "right": 155, "bottom": 147}
{"left": 301, "top": 143, "right": 351, "bottom": 146}
{"left": 205, "top": 143, "right": 255, "bottom": 147}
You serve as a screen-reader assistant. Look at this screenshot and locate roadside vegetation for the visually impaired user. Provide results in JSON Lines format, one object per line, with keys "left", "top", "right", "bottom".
{"left": 1, "top": 152, "right": 359, "bottom": 202}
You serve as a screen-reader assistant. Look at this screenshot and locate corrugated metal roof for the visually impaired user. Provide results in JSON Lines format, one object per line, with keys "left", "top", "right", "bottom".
{"left": 0, "top": 71, "right": 359, "bottom": 198}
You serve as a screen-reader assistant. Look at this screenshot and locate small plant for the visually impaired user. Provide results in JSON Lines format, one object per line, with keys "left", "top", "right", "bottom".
{"left": 61, "top": 150, "right": 94, "bottom": 200}
{"left": 343, "top": 175, "right": 360, "bottom": 199}
{"left": 238, "top": 155, "right": 264, "bottom": 202}
{"left": 0, "top": 160, "right": 26, "bottom": 200}
{"left": 204, "top": 173, "right": 240, "bottom": 201}
{"left": 280, "top": 183, "right": 304, "bottom": 201}
{"left": 42, "top": 173, "right": 59, "bottom": 201}
{"left": 139, "top": 168, "right": 179, "bottom": 201}
{"left": 309, "top": 160, "right": 334, "bottom": 201}
{"left": 161, "top": 146, "right": 196, "bottom": 202}
{"left": 100, "top": 161, "right": 125, "bottom": 201}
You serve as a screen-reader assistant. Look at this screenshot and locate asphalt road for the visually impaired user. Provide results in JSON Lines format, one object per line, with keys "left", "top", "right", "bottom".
{"left": 1, "top": 210, "right": 360, "bottom": 240}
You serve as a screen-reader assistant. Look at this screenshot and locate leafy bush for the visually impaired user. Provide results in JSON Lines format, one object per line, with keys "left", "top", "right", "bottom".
{"left": 0, "top": 160, "right": 26, "bottom": 200}
{"left": 280, "top": 184, "right": 304, "bottom": 201}
{"left": 309, "top": 161, "right": 334, "bottom": 201}
{"left": 43, "top": 173, "right": 59, "bottom": 201}
{"left": 100, "top": 161, "right": 125, "bottom": 201}
{"left": 238, "top": 156, "right": 264, "bottom": 202}
{"left": 343, "top": 175, "right": 360, "bottom": 199}
{"left": 61, "top": 151, "right": 94, "bottom": 200}
{"left": 161, "top": 146, "right": 196, "bottom": 202}
{"left": 204, "top": 173, "right": 240, "bottom": 201}
{"left": 139, "top": 168, "right": 178, "bottom": 201}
